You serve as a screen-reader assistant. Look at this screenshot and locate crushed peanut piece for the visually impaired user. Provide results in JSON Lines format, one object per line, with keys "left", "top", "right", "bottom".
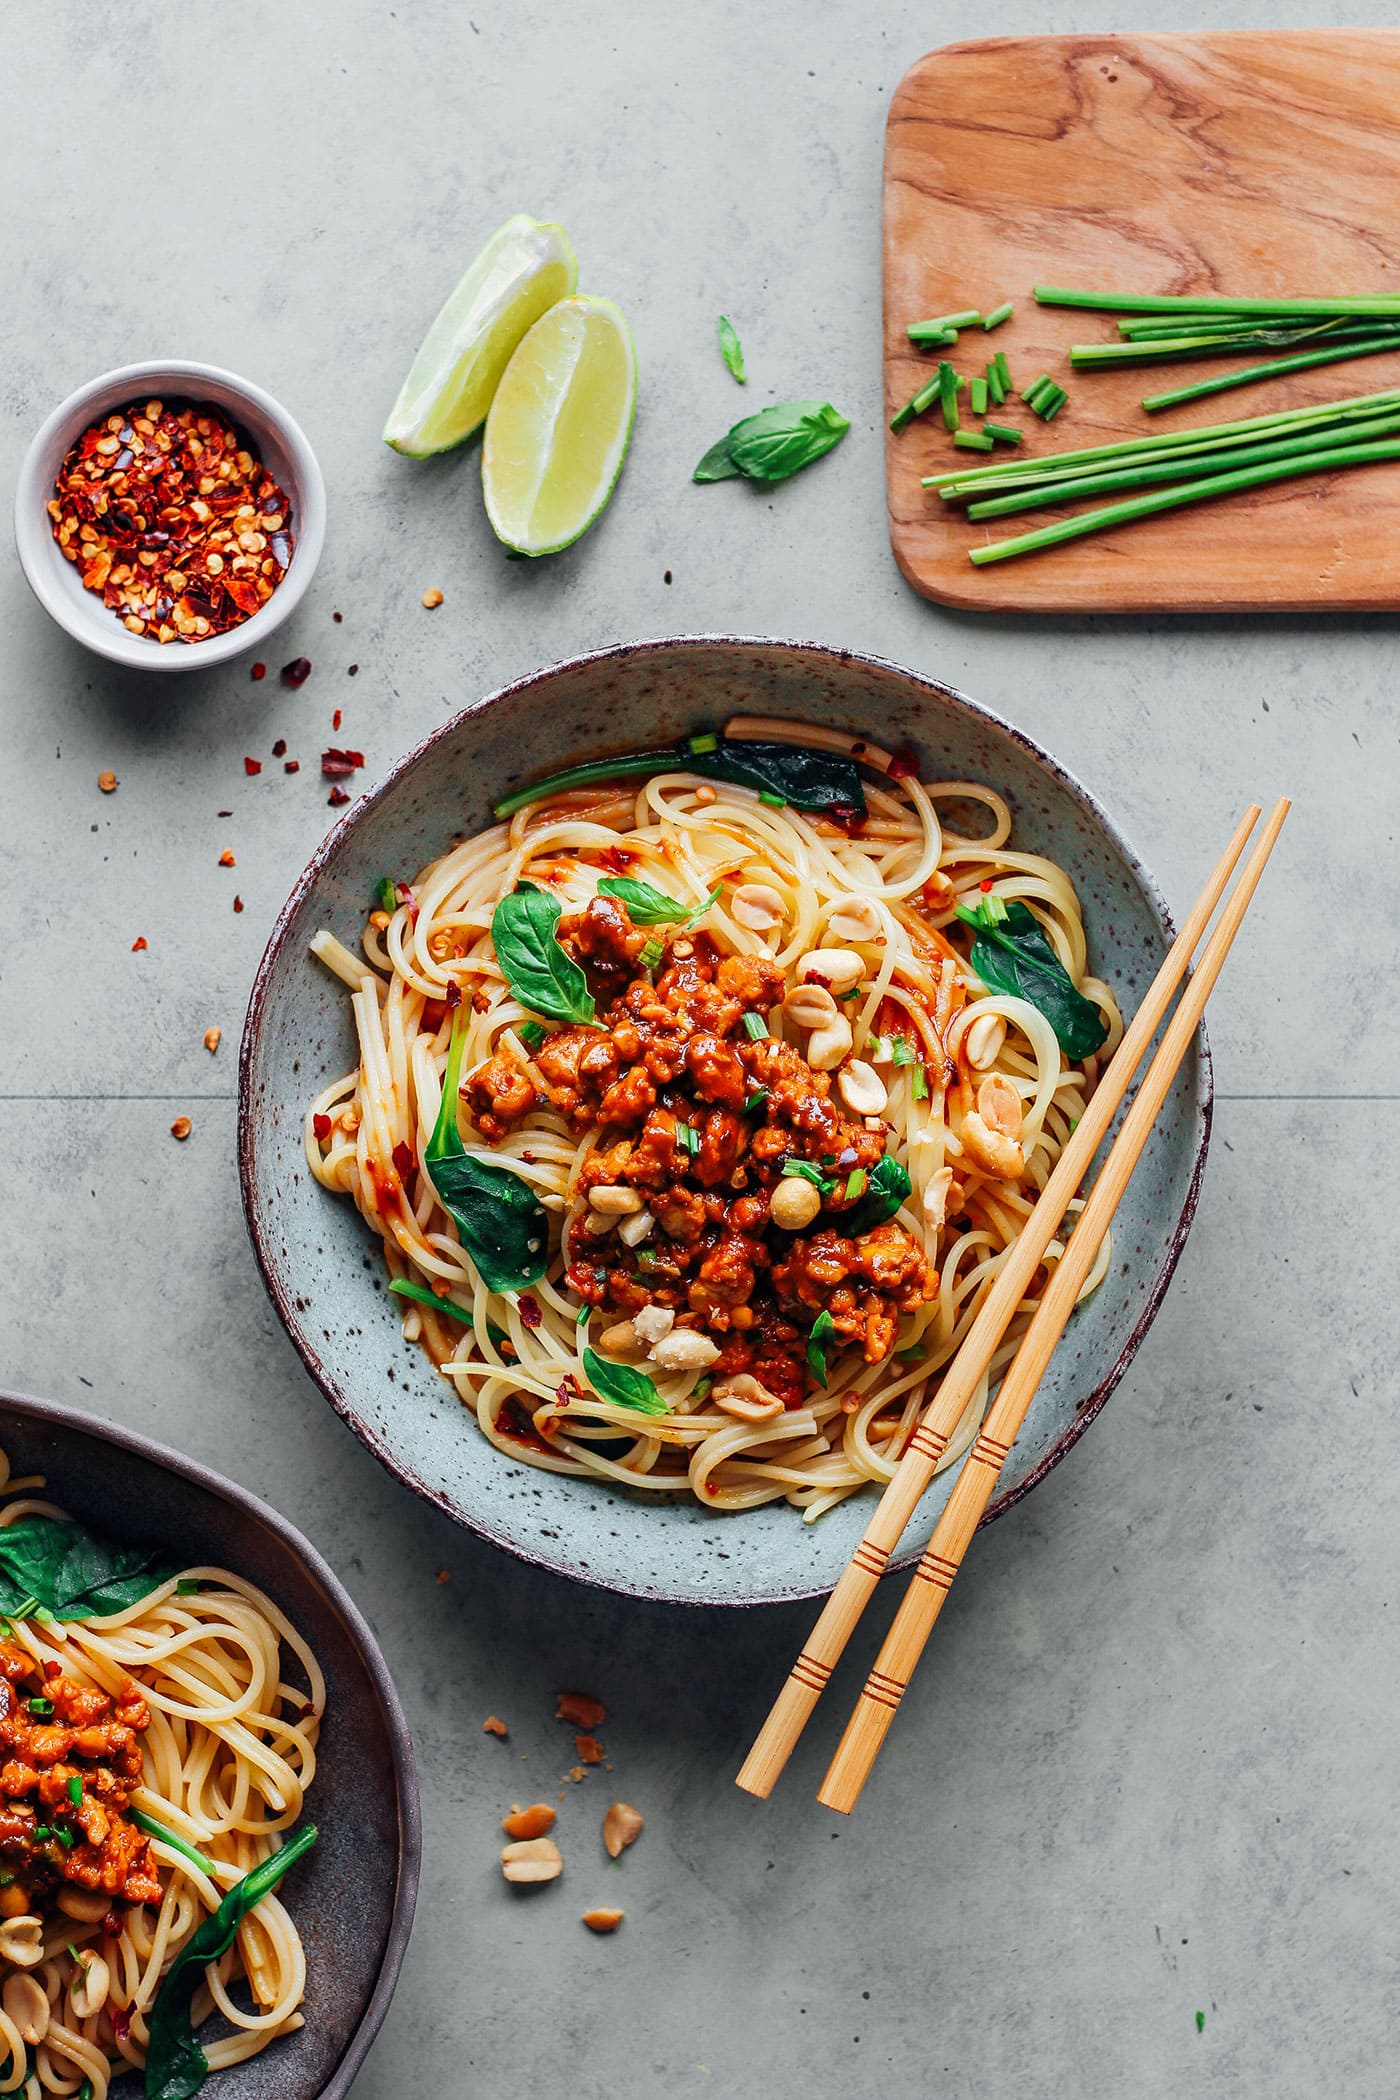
{"left": 602, "top": 1802, "right": 643, "bottom": 1859}
{"left": 434, "top": 1569, "right": 451, "bottom": 1584}
{"left": 170, "top": 1116, "right": 192, "bottom": 1141}
{"left": 218, "top": 849, "right": 236, "bottom": 867}
{"left": 233, "top": 895, "right": 244, "bottom": 913}
{"left": 567, "top": 1765, "right": 586, "bottom": 1784}
{"left": 556, "top": 1691, "right": 606, "bottom": 1730}
{"left": 574, "top": 1732, "right": 605, "bottom": 1765}
{"left": 582, "top": 1908, "right": 624, "bottom": 1934}
{"left": 203, "top": 1027, "right": 222, "bottom": 1054}
{"left": 502, "top": 1803, "right": 556, "bottom": 1841}
{"left": 98, "top": 770, "right": 118, "bottom": 793}
{"left": 482, "top": 1715, "right": 509, "bottom": 1739}
{"left": 501, "top": 1837, "right": 562, "bottom": 1885}
{"left": 421, "top": 587, "right": 444, "bottom": 609}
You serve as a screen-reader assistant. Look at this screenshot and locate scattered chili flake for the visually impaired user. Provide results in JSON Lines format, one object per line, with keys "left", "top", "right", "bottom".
{"left": 347, "top": 665, "right": 359, "bottom": 677}
{"left": 321, "top": 747, "right": 365, "bottom": 776}
{"left": 98, "top": 770, "right": 118, "bottom": 793}
{"left": 434, "top": 1568, "right": 451, "bottom": 1584}
{"left": 332, "top": 610, "right": 343, "bottom": 623}
{"left": 332, "top": 707, "right": 343, "bottom": 730}
{"left": 204, "top": 1026, "right": 222, "bottom": 1053}
{"left": 284, "top": 759, "right": 300, "bottom": 773}
{"left": 888, "top": 749, "right": 921, "bottom": 780}
{"left": 979, "top": 877, "right": 994, "bottom": 892}
{"left": 110, "top": 2007, "right": 132, "bottom": 2046}
{"left": 421, "top": 587, "right": 444, "bottom": 609}
{"left": 170, "top": 1116, "right": 192, "bottom": 1141}
{"left": 233, "top": 895, "right": 244, "bottom": 913}
{"left": 43, "top": 1661, "right": 60, "bottom": 1681}
{"left": 272, "top": 737, "right": 287, "bottom": 757}
{"left": 251, "top": 662, "right": 267, "bottom": 681}
{"left": 519, "top": 1295, "right": 543, "bottom": 1330}
{"left": 445, "top": 981, "right": 462, "bottom": 1010}
{"left": 392, "top": 1141, "right": 415, "bottom": 1180}
{"left": 556, "top": 1691, "right": 606, "bottom": 1730}
{"left": 313, "top": 1113, "right": 332, "bottom": 1140}
{"left": 574, "top": 1732, "right": 605, "bottom": 1765}
{"left": 130, "top": 936, "right": 147, "bottom": 951}
{"left": 482, "top": 1715, "right": 509, "bottom": 1738}
{"left": 663, "top": 569, "right": 673, "bottom": 584}
{"left": 244, "top": 756, "right": 262, "bottom": 776}
{"left": 218, "top": 849, "right": 236, "bottom": 867}
{"left": 327, "top": 787, "right": 350, "bottom": 806}
{"left": 217, "top": 809, "right": 233, "bottom": 817}
{"left": 282, "top": 656, "right": 312, "bottom": 687}
{"left": 49, "top": 400, "right": 293, "bottom": 644}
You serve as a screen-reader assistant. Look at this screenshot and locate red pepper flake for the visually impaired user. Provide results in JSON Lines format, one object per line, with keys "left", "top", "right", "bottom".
{"left": 43, "top": 1660, "right": 60, "bottom": 1680}
{"left": 272, "top": 737, "right": 287, "bottom": 757}
{"left": 327, "top": 786, "right": 350, "bottom": 806}
{"left": 520, "top": 1149, "right": 536, "bottom": 1163}
{"left": 131, "top": 936, "right": 147, "bottom": 951}
{"left": 445, "top": 981, "right": 462, "bottom": 1009}
{"left": 347, "top": 665, "right": 359, "bottom": 677}
{"left": 111, "top": 2007, "right": 132, "bottom": 2046}
{"left": 392, "top": 1141, "right": 415, "bottom": 1180}
{"left": 284, "top": 759, "right": 300, "bottom": 773}
{"left": 332, "top": 707, "right": 343, "bottom": 730}
{"left": 519, "top": 1294, "right": 543, "bottom": 1330}
{"left": 321, "top": 747, "right": 365, "bottom": 777}
{"left": 332, "top": 610, "right": 344, "bottom": 623}
{"left": 251, "top": 663, "right": 267, "bottom": 682}
{"left": 217, "top": 809, "right": 233, "bottom": 817}
{"left": 482, "top": 1715, "right": 508, "bottom": 1738}
{"left": 282, "top": 656, "right": 312, "bottom": 687}
{"left": 979, "top": 877, "right": 994, "bottom": 892}
{"left": 233, "top": 895, "right": 244, "bottom": 913}
{"left": 48, "top": 400, "right": 294, "bottom": 646}
{"left": 218, "top": 848, "right": 236, "bottom": 867}
{"left": 313, "top": 1113, "right": 333, "bottom": 1140}
{"left": 888, "top": 749, "right": 921, "bottom": 781}
{"left": 244, "top": 756, "right": 262, "bottom": 776}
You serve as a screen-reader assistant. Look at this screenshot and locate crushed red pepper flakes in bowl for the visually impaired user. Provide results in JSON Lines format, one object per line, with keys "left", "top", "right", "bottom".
{"left": 49, "top": 401, "right": 293, "bottom": 644}
{"left": 282, "top": 655, "right": 312, "bottom": 687}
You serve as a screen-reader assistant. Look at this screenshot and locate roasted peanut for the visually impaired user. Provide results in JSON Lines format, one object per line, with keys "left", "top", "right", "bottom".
{"left": 588, "top": 1183, "right": 643, "bottom": 1215}
{"left": 650, "top": 1328, "right": 720, "bottom": 1371}
{"left": 837, "top": 1060, "right": 887, "bottom": 1116}
{"left": 712, "top": 1374, "right": 785, "bottom": 1421}
{"left": 796, "top": 948, "right": 864, "bottom": 994}
{"left": 964, "top": 1013, "right": 1007, "bottom": 1072}
{"left": 769, "top": 1177, "right": 822, "bottom": 1231}
{"left": 827, "top": 895, "right": 882, "bottom": 943}
{"left": 783, "top": 982, "right": 839, "bottom": 1030}
{"left": 732, "top": 882, "right": 786, "bottom": 932}
{"left": 602, "top": 1802, "right": 643, "bottom": 1857}
{"left": 807, "top": 1016, "right": 854, "bottom": 1071}
{"left": 501, "top": 1837, "right": 563, "bottom": 1884}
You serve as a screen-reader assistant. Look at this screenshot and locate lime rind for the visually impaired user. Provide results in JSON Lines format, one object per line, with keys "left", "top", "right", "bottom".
{"left": 383, "top": 214, "right": 578, "bottom": 458}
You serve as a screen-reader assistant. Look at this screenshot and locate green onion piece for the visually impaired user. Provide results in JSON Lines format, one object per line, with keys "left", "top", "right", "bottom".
{"left": 890, "top": 1036, "right": 916, "bottom": 1066}
{"left": 982, "top": 300, "right": 1014, "bottom": 330}
{"left": 985, "top": 358, "right": 1007, "bottom": 407}
{"left": 27, "top": 1698, "right": 52, "bottom": 1719}
{"left": 894, "top": 1341, "right": 928, "bottom": 1361}
{"left": 953, "top": 430, "right": 994, "bottom": 451}
{"left": 372, "top": 875, "right": 397, "bottom": 913}
{"left": 1141, "top": 334, "right": 1400, "bottom": 413}
{"left": 743, "top": 1088, "right": 769, "bottom": 1114}
{"left": 993, "top": 352, "right": 1013, "bottom": 392}
{"left": 938, "top": 362, "right": 960, "bottom": 432}
{"left": 637, "top": 936, "right": 664, "bottom": 969}
{"left": 782, "top": 1159, "right": 836, "bottom": 1193}
{"left": 909, "top": 308, "right": 981, "bottom": 335}
{"left": 981, "top": 422, "right": 1023, "bottom": 446}
{"left": 758, "top": 790, "right": 787, "bottom": 808}
{"left": 688, "top": 731, "right": 719, "bottom": 755}
{"left": 0, "top": 1873, "right": 14, "bottom": 1888}
{"left": 68, "top": 1775, "right": 83, "bottom": 1807}
{"left": 905, "top": 323, "right": 959, "bottom": 347}
{"left": 742, "top": 1012, "right": 769, "bottom": 1041}
{"left": 175, "top": 1577, "right": 201, "bottom": 1596}
{"left": 54, "top": 1824, "right": 74, "bottom": 1850}
{"left": 970, "top": 377, "right": 988, "bottom": 415}
{"left": 677, "top": 1122, "right": 700, "bottom": 1156}
{"left": 388, "top": 1277, "right": 474, "bottom": 1323}
{"left": 635, "top": 1249, "right": 657, "bottom": 1269}
{"left": 576, "top": 1304, "right": 590, "bottom": 1328}
{"left": 516, "top": 1020, "right": 547, "bottom": 1051}
{"left": 968, "top": 436, "right": 1400, "bottom": 566}
{"left": 1041, "top": 387, "right": 1068, "bottom": 420}
{"left": 911, "top": 1065, "right": 929, "bottom": 1101}
{"left": 693, "top": 1376, "right": 713, "bottom": 1403}
{"left": 845, "top": 1168, "right": 868, "bottom": 1201}
{"left": 1034, "top": 285, "right": 1400, "bottom": 318}
{"left": 33, "top": 1825, "right": 49, "bottom": 1841}
{"left": 1022, "top": 373, "right": 1054, "bottom": 403}
{"left": 890, "top": 372, "right": 944, "bottom": 434}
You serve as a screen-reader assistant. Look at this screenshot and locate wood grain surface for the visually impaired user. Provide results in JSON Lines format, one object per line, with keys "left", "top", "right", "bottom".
{"left": 884, "top": 31, "right": 1400, "bottom": 611}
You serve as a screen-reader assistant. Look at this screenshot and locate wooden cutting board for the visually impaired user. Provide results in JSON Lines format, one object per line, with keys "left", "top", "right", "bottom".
{"left": 884, "top": 31, "right": 1400, "bottom": 612}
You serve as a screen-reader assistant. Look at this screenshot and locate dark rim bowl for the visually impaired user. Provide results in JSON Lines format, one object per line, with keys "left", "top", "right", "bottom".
{"left": 0, "top": 1387, "right": 419, "bottom": 2099}
{"left": 238, "top": 636, "right": 1211, "bottom": 1607}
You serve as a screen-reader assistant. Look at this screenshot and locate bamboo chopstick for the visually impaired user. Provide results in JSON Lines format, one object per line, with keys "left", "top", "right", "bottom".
{"left": 736, "top": 804, "right": 1264, "bottom": 1801}
{"left": 816, "top": 798, "right": 1291, "bottom": 1814}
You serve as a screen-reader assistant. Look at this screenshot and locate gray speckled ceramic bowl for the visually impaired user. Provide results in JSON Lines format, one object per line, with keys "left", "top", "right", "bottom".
{"left": 239, "top": 637, "right": 1210, "bottom": 1607}
{"left": 0, "top": 1389, "right": 419, "bottom": 2100}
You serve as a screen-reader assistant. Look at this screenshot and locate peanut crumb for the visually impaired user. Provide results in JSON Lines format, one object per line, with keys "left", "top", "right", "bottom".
{"left": 694, "top": 784, "right": 717, "bottom": 805}
{"left": 421, "top": 587, "right": 444, "bottom": 609}
{"left": 170, "top": 1116, "right": 192, "bottom": 1141}
{"left": 203, "top": 1027, "right": 222, "bottom": 1054}
{"left": 556, "top": 1691, "right": 606, "bottom": 1730}
{"left": 568, "top": 1765, "right": 586, "bottom": 1784}
{"left": 502, "top": 1803, "right": 556, "bottom": 1841}
{"left": 435, "top": 1569, "right": 451, "bottom": 1584}
{"left": 218, "top": 849, "right": 236, "bottom": 867}
{"left": 603, "top": 1802, "right": 643, "bottom": 1858}
{"left": 501, "top": 1837, "right": 562, "bottom": 1884}
{"left": 98, "top": 771, "right": 118, "bottom": 794}
{"left": 574, "top": 1732, "right": 605, "bottom": 1765}
{"left": 582, "top": 1907, "right": 624, "bottom": 1934}
{"left": 482, "top": 1715, "right": 508, "bottom": 1738}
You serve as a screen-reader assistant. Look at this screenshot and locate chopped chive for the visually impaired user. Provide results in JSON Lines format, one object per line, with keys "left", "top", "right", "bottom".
{"left": 388, "top": 1277, "right": 474, "bottom": 1323}
{"left": 176, "top": 1577, "right": 201, "bottom": 1595}
{"left": 33, "top": 1825, "right": 49, "bottom": 1841}
{"left": 982, "top": 300, "right": 1014, "bottom": 330}
{"left": 68, "top": 1775, "right": 83, "bottom": 1806}
{"left": 688, "top": 731, "right": 719, "bottom": 755}
{"left": 953, "top": 430, "right": 995, "bottom": 451}
{"left": 992, "top": 351, "right": 1012, "bottom": 393}
{"left": 844, "top": 1168, "right": 868, "bottom": 1201}
{"left": 693, "top": 1375, "right": 713, "bottom": 1403}
{"left": 981, "top": 422, "right": 1023, "bottom": 446}
{"left": 677, "top": 1122, "right": 700, "bottom": 1156}
{"left": 911, "top": 1065, "right": 929, "bottom": 1100}
{"left": 515, "top": 1020, "right": 546, "bottom": 1051}
{"left": 27, "top": 1698, "right": 52, "bottom": 1719}
{"left": 372, "top": 875, "right": 397, "bottom": 913}
{"left": 782, "top": 1159, "right": 836, "bottom": 1193}
{"left": 576, "top": 1304, "right": 590, "bottom": 1328}
{"left": 985, "top": 358, "right": 1006, "bottom": 407}
{"left": 938, "top": 362, "right": 960, "bottom": 432}
{"left": 890, "top": 1037, "right": 916, "bottom": 1066}
{"left": 0, "top": 1874, "right": 12, "bottom": 1888}
{"left": 890, "top": 371, "right": 944, "bottom": 434}
{"left": 635, "top": 1249, "right": 657, "bottom": 1269}
{"left": 970, "top": 377, "right": 988, "bottom": 415}
{"left": 742, "top": 1012, "right": 768, "bottom": 1041}
{"left": 1022, "top": 373, "right": 1054, "bottom": 405}
{"left": 637, "top": 936, "right": 664, "bottom": 969}
{"left": 758, "top": 790, "right": 787, "bottom": 808}
{"left": 1141, "top": 334, "right": 1400, "bottom": 412}
{"left": 905, "top": 324, "right": 959, "bottom": 347}
{"left": 54, "top": 1824, "right": 74, "bottom": 1850}
{"left": 894, "top": 1341, "right": 928, "bottom": 1360}
{"left": 743, "top": 1088, "right": 769, "bottom": 1114}
{"left": 1041, "top": 387, "right": 1068, "bottom": 420}
{"left": 909, "top": 308, "right": 981, "bottom": 335}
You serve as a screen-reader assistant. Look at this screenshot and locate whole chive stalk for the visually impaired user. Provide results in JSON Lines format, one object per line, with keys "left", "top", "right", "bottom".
{"left": 982, "top": 301, "right": 1014, "bottom": 330}
{"left": 964, "top": 407, "right": 1400, "bottom": 518}
{"left": 1034, "top": 286, "right": 1400, "bottom": 318}
{"left": 1142, "top": 334, "right": 1400, "bottom": 412}
{"left": 1071, "top": 320, "right": 1399, "bottom": 367}
{"left": 970, "top": 377, "right": 988, "bottom": 415}
{"left": 981, "top": 422, "right": 1023, "bottom": 446}
{"left": 986, "top": 358, "right": 1006, "bottom": 406}
{"left": 938, "top": 362, "right": 960, "bottom": 431}
{"left": 908, "top": 309, "right": 981, "bottom": 339}
{"left": 953, "top": 429, "right": 995, "bottom": 451}
{"left": 969, "top": 436, "right": 1400, "bottom": 565}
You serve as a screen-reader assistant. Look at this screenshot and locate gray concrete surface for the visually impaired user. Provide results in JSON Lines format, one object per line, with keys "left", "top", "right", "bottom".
{"left": 1, "top": 4, "right": 1392, "bottom": 2094}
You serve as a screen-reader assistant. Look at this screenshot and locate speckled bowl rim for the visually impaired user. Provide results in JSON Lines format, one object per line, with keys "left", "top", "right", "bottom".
{"left": 0, "top": 1386, "right": 420, "bottom": 2097}
{"left": 238, "top": 635, "right": 1212, "bottom": 1606}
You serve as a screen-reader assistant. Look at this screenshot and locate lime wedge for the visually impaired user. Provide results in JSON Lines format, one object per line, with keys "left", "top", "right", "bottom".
{"left": 482, "top": 296, "right": 637, "bottom": 555}
{"left": 384, "top": 215, "right": 578, "bottom": 457}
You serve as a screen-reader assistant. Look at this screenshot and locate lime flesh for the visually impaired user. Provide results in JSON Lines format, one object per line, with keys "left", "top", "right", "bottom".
{"left": 482, "top": 295, "right": 637, "bottom": 554}
{"left": 383, "top": 215, "right": 578, "bottom": 457}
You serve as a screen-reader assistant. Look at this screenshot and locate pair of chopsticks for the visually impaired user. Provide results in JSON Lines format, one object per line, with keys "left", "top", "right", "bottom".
{"left": 737, "top": 798, "right": 1289, "bottom": 1815}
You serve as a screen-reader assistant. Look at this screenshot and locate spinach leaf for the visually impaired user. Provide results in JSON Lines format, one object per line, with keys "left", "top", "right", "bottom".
{"left": 694, "top": 401, "right": 850, "bottom": 486}
{"left": 494, "top": 733, "right": 866, "bottom": 821}
{"left": 425, "top": 1009, "right": 550, "bottom": 1293}
{"left": 717, "top": 314, "right": 747, "bottom": 384}
{"left": 0, "top": 1518, "right": 174, "bottom": 1622}
{"left": 955, "top": 896, "right": 1108, "bottom": 1060}
{"left": 145, "top": 1824, "right": 318, "bottom": 2100}
{"left": 582, "top": 1348, "right": 668, "bottom": 1417}
{"left": 806, "top": 1310, "right": 836, "bottom": 1389}
{"left": 596, "top": 877, "right": 720, "bottom": 926}
{"left": 844, "top": 1154, "right": 912, "bottom": 1236}
{"left": 388, "top": 1277, "right": 474, "bottom": 1323}
{"left": 491, "top": 885, "right": 595, "bottom": 1025}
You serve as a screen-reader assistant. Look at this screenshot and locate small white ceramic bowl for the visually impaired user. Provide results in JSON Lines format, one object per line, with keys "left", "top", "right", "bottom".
{"left": 14, "top": 359, "right": 326, "bottom": 673}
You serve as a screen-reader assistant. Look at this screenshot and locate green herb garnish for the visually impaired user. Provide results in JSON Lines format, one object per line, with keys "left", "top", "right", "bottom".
{"left": 742, "top": 1012, "right": 769, "bottom": 1041}
{"left": 844, "top": 1168, "right": 868, "bottom": 1201}
{"left": 677, "top": 1122, "right": 700, "bottom": 1157}
{"left": 424, "top": 1005, "right": 550, "bottom": 1292}
{"left": 493, "top": 732, "right": 866, "bottom": 821}
{"left": 491, "top": 884, "right": 595, "bottom": 1025}
{"left": 372, "top": 876, "right": 397, "bottom": 913}
{"left": 743, "top": 1088, "right": 769, "bottom": 1115}
{"left": 694, "top": 400, "right": 850, "bottom": 485}
{"left": 955, "top": 896, "right": 1108, "bottom": 1058}
{"left": 389, "top": 1277, "right": 474, "bottom": 1323}
{"left": 910, "top": 1065, "right": 928, "bottom": 1101}
{"left": 717, "top": 315, "right": 747, "bottom": 384}
{"left": 175, "top": 1578, "right": 202, "bottom": 1596}
{"left": 130, "top": 1809, "right": 217, "bottom": 1876}
{"left": 581, "top": 1348, "right": 668, "bottom": 1417}
{"left": 515, "top": 1020, "right": 547, "bottom": 1052}
{"left": 596, "top": 876, "right": 720, "bottom": 926}
{"left": 982, "top": 301, "right": 1014, "bottom": 330}
{"left": 68, "top": 1776, "right": 83, "bottom": 1807}
{"left": 844, "top": 1154, "right": 913, "bottom": 1235}
{"left": 637, "top": 936, "right": 664, "bottom": 970}
{"left": 806, "top": 1310, "right": 837, "bottom": 1388}
{"left": 0, "top": 1525, "right": 174, "bottom": 1626}
{"left": 782, "top": 1159, "right": 836, "bottom": 1194}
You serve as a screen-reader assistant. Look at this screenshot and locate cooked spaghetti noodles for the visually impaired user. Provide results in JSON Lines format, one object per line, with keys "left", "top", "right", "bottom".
{"left": 307, "top": 715, "right": 1122, "bottom": 1520}
{"left": 0, "top": 1450, "right": 321, "bottom": 2098}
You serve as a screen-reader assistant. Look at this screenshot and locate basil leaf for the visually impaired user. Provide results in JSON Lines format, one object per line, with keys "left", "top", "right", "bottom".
{"left": 145, "top": 1825, "right": 317, "bottom": 2100}
{"left": 494, "top": 735, "right": 866, "bottom": 820}
{"left": 955, "top": 898, "right": 1109, "bottom": 1060}
{"left": 582, "top": 1348, "right": 668, "bottom": 1417}
{"left": 717, "top": 314, "right": 747, "bottom": 384}
{"left": 699, "top": 400, "right": 850, "bottom": 486}
{"left": 845, "top": 1154, "right": 912, "bottom": 1236}
{"left": 491, "top": 885, "right": 595, "bottom": 1025}
{"left": 0, "top": 1518, "right": 175, "bottom": 1622}
{"left": 693, "top": 433, "right": 742, "bottom": 482}
{"left": 596, "top": 877, "right": 720, "bottom": 926}
{"left": 806, "top": 1309, "right": 836, "bottom": 1389}
{"left": 425, "top": 1010, "right": 550, "bottom": 1293}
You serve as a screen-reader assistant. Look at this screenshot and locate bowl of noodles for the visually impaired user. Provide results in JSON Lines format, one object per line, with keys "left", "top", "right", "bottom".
{"left": 239, "top": 637, "right": 1210, "bottom": 1605}
{"left": 0, "top": 1388, "right": 418, "bottom": 2100}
